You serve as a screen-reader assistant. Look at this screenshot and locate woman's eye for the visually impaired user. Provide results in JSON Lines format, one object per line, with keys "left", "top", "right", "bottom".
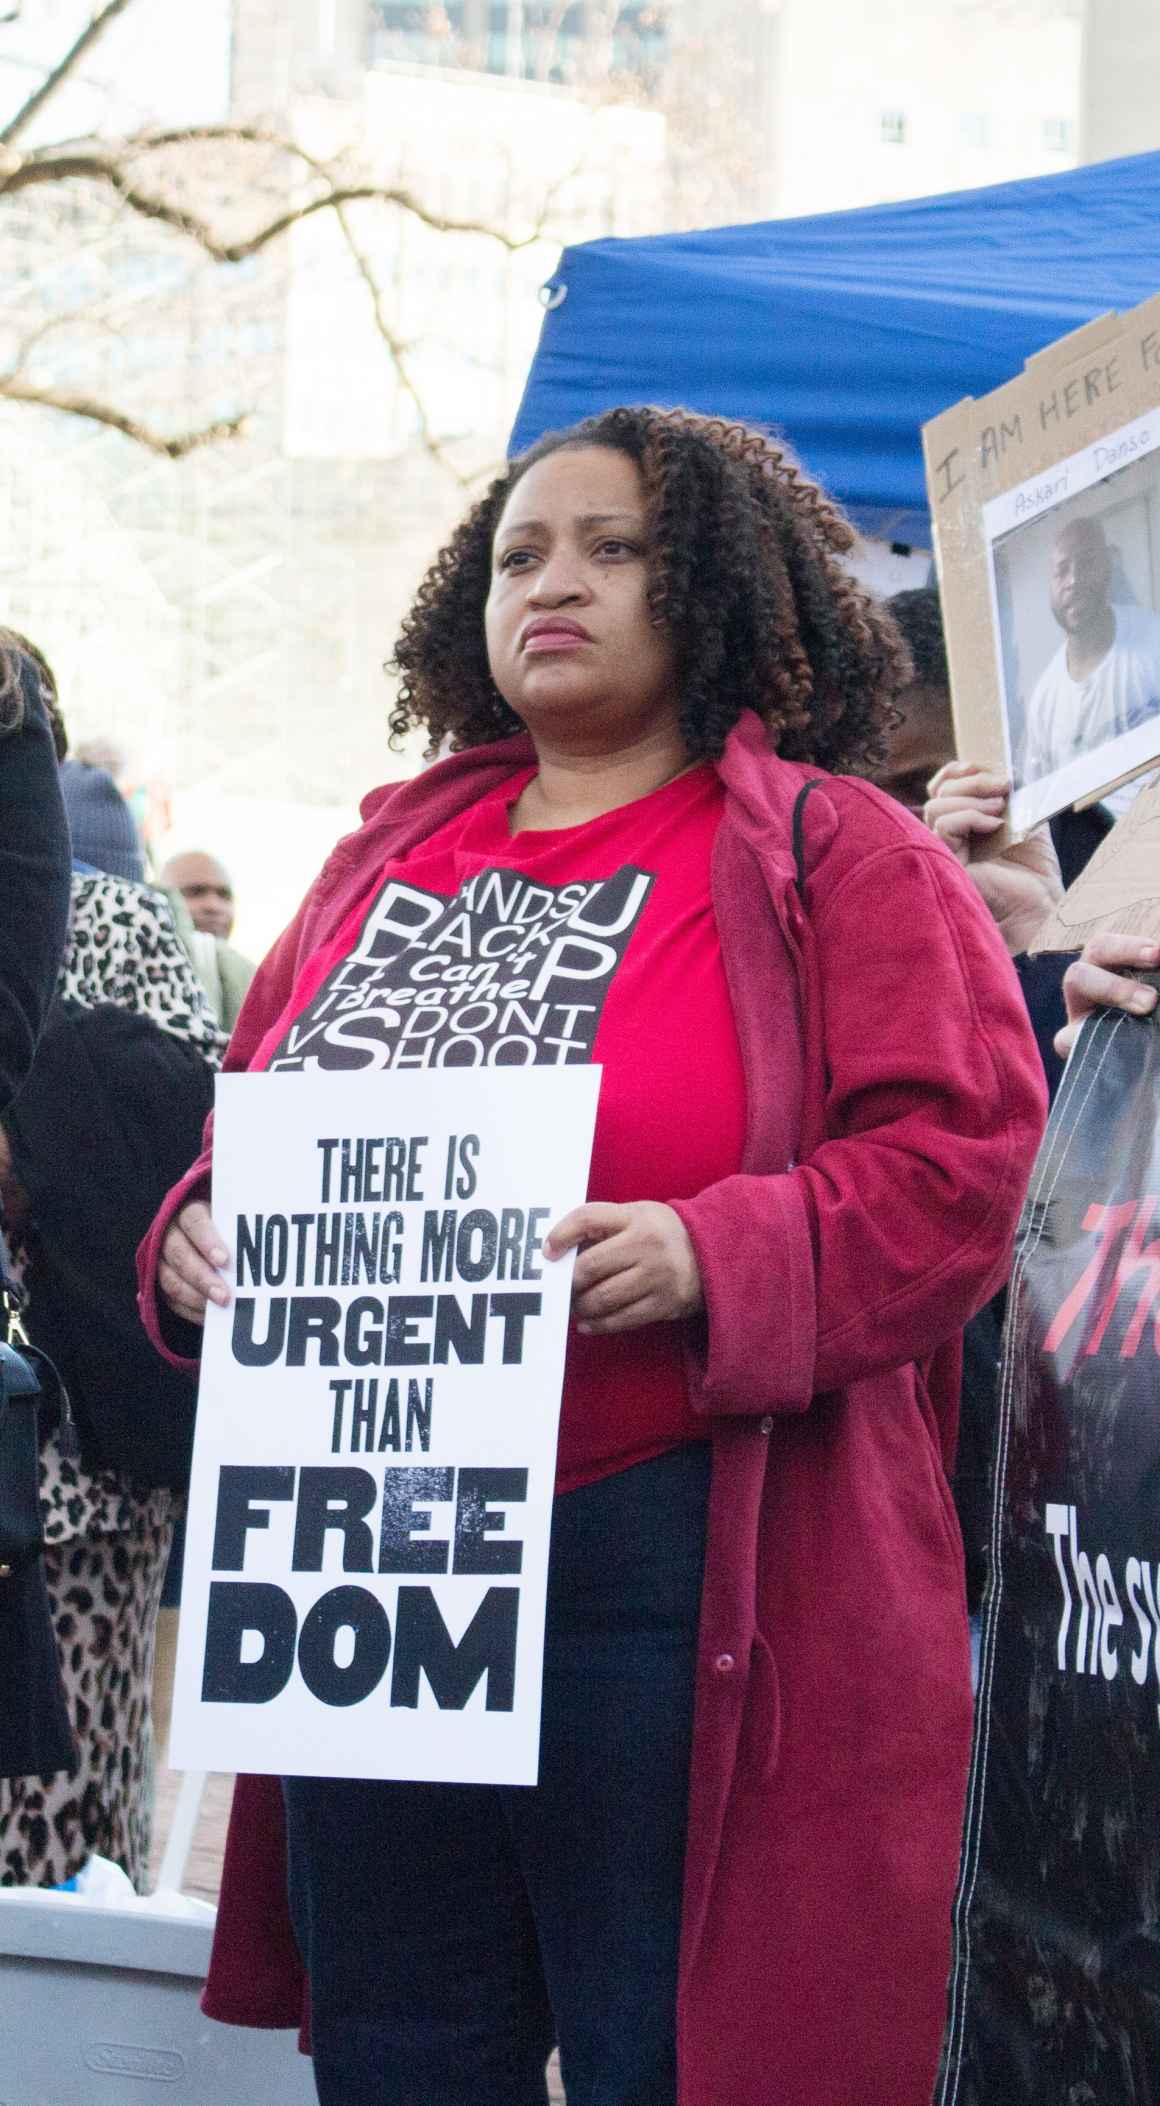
{"left": 596, "top": 539, "right": 638, "bottom": 559}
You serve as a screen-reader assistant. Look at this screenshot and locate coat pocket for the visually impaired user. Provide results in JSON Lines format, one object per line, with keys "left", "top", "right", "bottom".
{"left": 735, "top": 1627, "right": 781, "bottom": 1788}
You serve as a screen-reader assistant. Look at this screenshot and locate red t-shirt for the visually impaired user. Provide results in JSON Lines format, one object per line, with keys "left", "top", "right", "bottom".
{"left": 253, "top": 763, "right": 748, "bottom": 1490}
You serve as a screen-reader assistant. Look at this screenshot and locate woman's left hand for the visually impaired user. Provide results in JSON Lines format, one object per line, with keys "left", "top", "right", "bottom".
{"left": 545, "top": 1201, "right": 704, "bottom": 1336}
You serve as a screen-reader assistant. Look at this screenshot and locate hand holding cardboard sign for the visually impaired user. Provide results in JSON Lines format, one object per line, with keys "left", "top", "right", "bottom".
{"left": 1054, "top": 933, "right": 1160, "bottom": 1057}
{"left": 546, "top": 1200, "right": 704, "bottom": 1336}
{"left": 159, "top": 1199, "right": 231, "bottom": 1325}
{"left": 925, "top": 760, "right": 1063, "bottom": 955}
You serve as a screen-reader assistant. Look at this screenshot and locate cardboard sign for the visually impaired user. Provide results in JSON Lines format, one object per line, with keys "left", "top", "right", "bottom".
{"left": 170, "top": 1065, "right": 599, "bottom": 1786}
{"left": 923, "top": 295, "right": 1160, "bottom": 836}
{"left": 1031, "top": 768, "right": 1160, "bottom": 952}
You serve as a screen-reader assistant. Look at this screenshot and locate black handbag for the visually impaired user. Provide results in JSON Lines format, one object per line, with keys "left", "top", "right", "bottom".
{"left": 0, "top": 1218, "right": 73, "bottom": 1578}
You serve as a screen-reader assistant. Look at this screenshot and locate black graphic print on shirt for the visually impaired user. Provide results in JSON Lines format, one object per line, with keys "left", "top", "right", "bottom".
{"left": 269, "top": 863, "right": 654, "bottom": 1072}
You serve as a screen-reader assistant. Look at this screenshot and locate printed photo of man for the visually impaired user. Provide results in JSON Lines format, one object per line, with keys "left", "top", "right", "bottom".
{"left": 1022, "top": 515, "right": 1160, "bottom": 811}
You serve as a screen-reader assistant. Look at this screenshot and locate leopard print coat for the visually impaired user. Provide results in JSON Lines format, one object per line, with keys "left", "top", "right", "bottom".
{"left": 0, "top": 875, "right": 223, "bottom": 1890}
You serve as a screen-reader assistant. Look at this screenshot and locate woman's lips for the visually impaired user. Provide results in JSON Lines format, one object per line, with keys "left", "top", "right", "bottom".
{"left": 522, "top": 626, "right": 591, "bottom": 654}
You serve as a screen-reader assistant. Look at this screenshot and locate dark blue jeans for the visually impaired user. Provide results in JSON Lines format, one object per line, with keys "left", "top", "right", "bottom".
{"left": 283, "top": 1441, "right": 710, "bottom": 2106}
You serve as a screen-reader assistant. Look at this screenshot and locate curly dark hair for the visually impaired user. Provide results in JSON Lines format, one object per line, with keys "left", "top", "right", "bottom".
{"left": 0, "top": 626, "right": 67, "bottom": 755}
{"left": 885, "top": 586, "right": 948, "bottom": 693}
{"left": 390, "top": 407, "right": 911, "bottom": 770}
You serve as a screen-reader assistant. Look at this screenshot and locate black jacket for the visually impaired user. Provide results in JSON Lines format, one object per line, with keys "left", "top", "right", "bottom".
{"left": 5, "top": 1001, "right": 215, "bottom": 1490}
{"left": 0, "top": 660, "right": 74, "bottom": 1780}
{"left": 0, "top": 661, "right": 70, "bottom": 1109}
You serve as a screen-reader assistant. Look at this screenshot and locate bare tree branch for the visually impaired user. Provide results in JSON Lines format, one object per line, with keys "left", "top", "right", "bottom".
{"left": 533, "top": 152, "right": 589, "bottom": 234}
{"left": 333, "top": 201, "right": 472, "bottom": 490}
{"left": 0, "top": 146, "right": 544, "bottom": 254}
{"left": 0, "top": 376, "right": 246, "bottom": 456}
{"left": 117, "top": 122, "right": 336, "bottom": 174}
{"left": 0, "top": 110, "right": 556, "bottom": 465}
{"left": 1, "top": 309, "right": 116, "bottom": 367}
{"left": 532, "top": 1, "right": 572, "bottom": 82}
{"left": 0, "top": 0, "right": 138, "bottom": 147}
{"left": 0, "top": 21, "right": 586, "bottom": 467}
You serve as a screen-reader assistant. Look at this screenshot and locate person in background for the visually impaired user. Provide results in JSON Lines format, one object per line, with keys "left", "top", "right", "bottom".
{"left": 879, "top": 590, "right": 1065, "bottom": 961}
{"left": 875, "top": 590, "right": 1070, "bottom": 1624}
{"left": 908, "top": 584, "right": 1160, "bottom": 1634}
{"left": 867, "top": 586, "right": 955, "bottom": 816}
{"left": 159, "top": 850, "right": 236, "bottom": 941}
{"left": 72, "top": 734, "right": 173, "bottom": 867}
{"left": 0, "top": 1004, "right": 214, "bottom": 1889}
{"left": 0, "top": 627, "right": 223, "bottom": 1891}
{"left": 159, "top": 851, "right": 255, "bottom": 1034}
{"left": 0, "top": 638, "right": 74, "bottom": 1788}
{"left": 5, "top": 633, "right": 248, "bottom": 1043}
{"left": 71, "top": 733, "right": 125, "bottom": 778}
{"left": 0, "top": 635, "right": 70, "bottom": 1100}
{"left": 58, "top": 757, "right": 146, "bottom": 884}
{"left": 141, "top": 408, "right": 1044, "bottom": 2106}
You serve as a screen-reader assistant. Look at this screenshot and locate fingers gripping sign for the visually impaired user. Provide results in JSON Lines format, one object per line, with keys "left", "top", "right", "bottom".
{"left": 1055, "top": 935, "right": 1160, "bottom": 1058}
{"left": 545, "top": 1200, "right": 704, "bottom": 1337}
{"left": 159, "top": 1199, "right": 231, "bottom": 1327}
{"left": 923, "top": 758, "right": 1063, "bottom": 955}
{"left": 923, "top": 760, "right": 1013, "bottom": 862}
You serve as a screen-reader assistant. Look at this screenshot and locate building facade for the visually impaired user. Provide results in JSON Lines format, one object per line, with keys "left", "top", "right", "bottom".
{"left": 1079, "top": 0, "right": 1160, "bottom": 164}
{"left": 367, "top": 1, "right": 669, "bottom": 85}
{"left": 758, "top": 0, "right": 1085, "bottom": 220}
{"left": 752, "top": 0, "right": 1160, "bottom": 222}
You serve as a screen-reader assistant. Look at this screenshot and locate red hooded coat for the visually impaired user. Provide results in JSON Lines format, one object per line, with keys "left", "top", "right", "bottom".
{"left": 138, "top": 715, "right": 1046, "bottom": 2106}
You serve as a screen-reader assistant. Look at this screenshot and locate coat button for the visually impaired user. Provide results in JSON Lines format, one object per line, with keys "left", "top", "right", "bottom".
{"left": 760, "top": 1415, "right": 774, "bottom": 1434}
{"left": 714, "top": 1652, "right": 735, "bottom": 1674}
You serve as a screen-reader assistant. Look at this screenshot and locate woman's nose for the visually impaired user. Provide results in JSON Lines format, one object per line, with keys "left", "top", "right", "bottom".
{"left": 528, "top": 553, "right": 588, "bottom": 604}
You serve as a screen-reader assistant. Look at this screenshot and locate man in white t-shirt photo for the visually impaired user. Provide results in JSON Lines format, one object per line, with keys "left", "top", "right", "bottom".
{"left": 1021, "top": 514, "right": 1160, "bottom": 813}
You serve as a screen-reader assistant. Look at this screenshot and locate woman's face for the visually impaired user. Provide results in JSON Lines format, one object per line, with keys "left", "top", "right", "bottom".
{"left": 484, "top": 445, "right": 678, "bottom": 748}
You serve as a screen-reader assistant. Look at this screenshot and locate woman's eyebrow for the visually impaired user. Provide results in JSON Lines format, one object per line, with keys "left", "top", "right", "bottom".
{"left": 496, "top": 509, "right": 643, "bottom": 541}
{"left": 496, "top": 516, "right": 547, "bottom": 540}
{"left": 576, "top": 511, "right": 643, "bottom": 530}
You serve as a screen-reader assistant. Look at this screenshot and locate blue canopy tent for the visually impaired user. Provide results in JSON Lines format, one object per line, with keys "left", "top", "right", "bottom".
{"left": 509, "top": 151, "right": 1160, "bottom": 546}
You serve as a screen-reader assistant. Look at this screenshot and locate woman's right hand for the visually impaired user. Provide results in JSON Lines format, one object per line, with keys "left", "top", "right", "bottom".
{"left": 923, "top": 761, "right": 1063, "bottom": 956}
{"left": 159, "top": 1201, "right": 231, "bottom": 1327}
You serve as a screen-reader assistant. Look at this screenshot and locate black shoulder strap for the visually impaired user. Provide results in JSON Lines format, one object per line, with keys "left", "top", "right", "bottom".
{"left": 0, "top": 1210, "right": 26, "bottom": 1342}
{"left": 792, "top": 780, "right": 823, "bottom": 901}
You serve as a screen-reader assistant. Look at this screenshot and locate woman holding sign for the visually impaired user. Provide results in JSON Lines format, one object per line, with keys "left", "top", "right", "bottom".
{"left": 141, "top": 409, "right": 1046, "bottom": 2106}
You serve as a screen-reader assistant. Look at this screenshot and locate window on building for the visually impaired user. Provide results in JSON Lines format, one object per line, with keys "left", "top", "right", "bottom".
{"left": 368, "top": 2, "right": 668, "bottom": 81}
{"left": 1042, "top": 116, "right": 1074, "bottom": 153}
{"left": 880, "top": 109, "right": 907, "bottom": 146}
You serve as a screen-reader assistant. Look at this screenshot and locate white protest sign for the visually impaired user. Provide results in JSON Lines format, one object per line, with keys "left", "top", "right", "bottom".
{"left": 170, "top": 1065, "right": 600, "bottom": 1785}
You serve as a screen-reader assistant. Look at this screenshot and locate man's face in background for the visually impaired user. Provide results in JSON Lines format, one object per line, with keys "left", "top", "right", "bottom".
{"left": 869, "top": 683, "right": 955, "bottom": 816}
{"left": 162, "top": 851, "right": 236, "bottom": 940}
